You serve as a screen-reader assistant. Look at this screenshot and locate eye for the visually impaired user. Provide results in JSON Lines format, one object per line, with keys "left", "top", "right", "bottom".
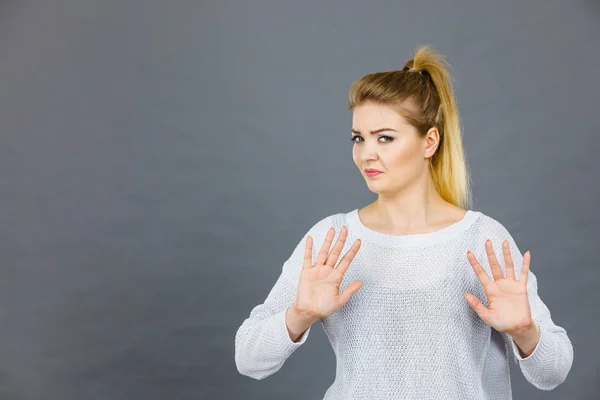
{"left": 350, "top": 135, "right": 394, "bottom": 143}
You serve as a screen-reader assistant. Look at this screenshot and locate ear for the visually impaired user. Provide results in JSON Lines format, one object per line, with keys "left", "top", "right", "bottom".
{"left": 424, "top": 126, "right": 440, "bottom": 158}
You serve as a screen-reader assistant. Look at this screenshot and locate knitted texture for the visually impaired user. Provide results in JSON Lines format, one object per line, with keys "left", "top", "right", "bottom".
{"left": 235, "top": 209, "right": 573, "bottom": 399}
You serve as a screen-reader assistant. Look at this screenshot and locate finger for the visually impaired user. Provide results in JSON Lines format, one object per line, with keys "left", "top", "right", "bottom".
{"left": 503, "top": 240, "right": 516, "bottom": 280}
{"left": 302, "top": 235, "right": 313, "bottom": 270}
{"left": 485, "top": 240, "right": 505, "bottom": 281}
{"left": 337, "top": 280, "right": 363, "bottom": 308}
{"left": 464, "top": 292, "right": 490, "bottom": 323}
{"left": 325, "top": 226, "right": 348, "bottom": 268}
{"left": 334, "top": 239, "right": 361, "bottom": 276}
{"left": 467, "top": 250, "right": 493, "bottom": 290}
{"left": 519, "top": 250, "right": 531, "bottom": 285}
{"left": 315, "top": 227, "right": 335, "bottom": 266}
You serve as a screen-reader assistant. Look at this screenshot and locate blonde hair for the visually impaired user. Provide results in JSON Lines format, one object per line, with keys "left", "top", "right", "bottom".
{"left": 348, "top": 44, "right": 473, "bottom": 210}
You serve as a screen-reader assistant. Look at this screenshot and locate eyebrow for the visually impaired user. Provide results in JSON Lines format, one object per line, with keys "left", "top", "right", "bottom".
{"left": 351, "top": 128, "right": 398, "bottom": 135}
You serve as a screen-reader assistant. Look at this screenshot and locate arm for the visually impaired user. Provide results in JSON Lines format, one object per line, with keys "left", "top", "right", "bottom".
{"left": 234, "top": 217, "right": 330, "bottom": 380}
{"left": 490, "top": 223, "right": 574, "bottom": 390}
{"left": 286, "top": 304, "right": 318, "bottom": 343}
{"left": 509, "top": 320, "right": 540, "bottom": 359}
{"left": 234, "top": 270, "right": 314, "bottom": 380}
{"left": 501, "top": 268, "right": 574, "bottom": 390}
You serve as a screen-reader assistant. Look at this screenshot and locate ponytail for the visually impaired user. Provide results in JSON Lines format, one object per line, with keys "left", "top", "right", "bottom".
{"left": 348, "top": 44, "right": 473, "bottom": 209}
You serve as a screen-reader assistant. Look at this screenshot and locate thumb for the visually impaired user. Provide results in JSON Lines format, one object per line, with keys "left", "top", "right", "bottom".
{"left": 338, "top": 280, "right": 364, "bottom": 307}
{"left": 464, "top": 293, "right": 490, "bottom": 321}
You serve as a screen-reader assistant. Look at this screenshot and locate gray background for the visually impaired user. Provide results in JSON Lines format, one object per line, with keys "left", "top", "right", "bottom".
{"left": 0, "top": 0, "right": 598, "bottom": 399}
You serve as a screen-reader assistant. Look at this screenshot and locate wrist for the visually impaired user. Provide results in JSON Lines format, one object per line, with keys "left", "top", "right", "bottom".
{"left": 508, "top": 321, "right": 537, "bottom": 339}
{"left": 290, "top": 302, "right": 318, "bottom": 324}
{"left": 508, "top": 322, "right": 541, "bottom": 359}
{"left": 285, "top": 304, "right": 316, "bottom": 343}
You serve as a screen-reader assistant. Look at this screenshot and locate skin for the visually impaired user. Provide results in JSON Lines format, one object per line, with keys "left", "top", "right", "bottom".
{"left": 287, "top": 100, "right": 540, "bottom": 357}
{"left": 350, "top": 100, "right": 466, "bottom": 234}
{"left": 350, "top": 100, "right": 540, "bottom": 357}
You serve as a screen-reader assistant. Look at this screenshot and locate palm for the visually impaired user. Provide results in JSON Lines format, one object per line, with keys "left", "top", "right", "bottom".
{"left": 293, "top": 226, "right": 363, "bottom": 320}
{"left": 296, "top": 267, "right": 344, "bottom": 317}
{"left": 465, "top": 239, "right": 534, "bottom": 335}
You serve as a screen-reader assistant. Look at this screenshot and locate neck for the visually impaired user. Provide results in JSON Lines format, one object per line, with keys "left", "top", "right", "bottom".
{"left": 371, "top": 168, "right": 454, "bottom": 231}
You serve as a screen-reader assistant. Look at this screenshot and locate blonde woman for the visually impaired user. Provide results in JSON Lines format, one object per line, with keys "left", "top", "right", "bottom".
{"left": 235, "top": 45, "right": 573, "bottom": 399}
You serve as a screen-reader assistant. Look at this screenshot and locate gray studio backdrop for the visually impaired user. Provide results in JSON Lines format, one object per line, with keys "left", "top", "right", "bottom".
{"left": 0, "top": 1, "right": 598, "bottom": 399}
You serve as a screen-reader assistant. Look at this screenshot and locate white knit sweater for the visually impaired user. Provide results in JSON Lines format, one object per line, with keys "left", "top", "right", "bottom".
{"left": 235, "top": 208, "right": 573, "bottom": 399}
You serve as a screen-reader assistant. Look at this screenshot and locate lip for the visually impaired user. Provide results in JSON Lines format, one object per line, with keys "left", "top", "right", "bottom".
{"left": 364, "top": 169, "right": 383, "bottom": 177}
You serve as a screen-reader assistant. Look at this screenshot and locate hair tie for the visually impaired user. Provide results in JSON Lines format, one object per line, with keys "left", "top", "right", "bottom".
{"left": 403, "top": 66, "right": 431, "bottom": 78}
{"left": 403, "top": 66, "right": 423, "bottom": 75}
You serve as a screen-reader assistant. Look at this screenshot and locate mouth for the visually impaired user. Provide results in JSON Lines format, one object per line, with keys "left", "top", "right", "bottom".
{"left": 364, "top": 169, "right": 383, "bottom": 177}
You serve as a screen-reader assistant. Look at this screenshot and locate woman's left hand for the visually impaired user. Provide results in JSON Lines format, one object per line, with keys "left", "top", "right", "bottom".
{"left": 464, "top": 239, "right": 535, "bottom": 336}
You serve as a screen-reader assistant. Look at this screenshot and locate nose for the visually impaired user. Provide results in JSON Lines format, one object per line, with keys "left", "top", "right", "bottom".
{"left": 357, "top": 145, "right": 378, "bottom": 163}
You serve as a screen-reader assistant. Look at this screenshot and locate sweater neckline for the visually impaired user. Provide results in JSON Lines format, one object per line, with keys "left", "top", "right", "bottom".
{"left": 345, "top": 208, "right": 480, "bottom": 247}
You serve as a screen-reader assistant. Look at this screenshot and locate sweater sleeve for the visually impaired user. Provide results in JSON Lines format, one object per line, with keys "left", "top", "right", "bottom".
{"left": 234, "top": 216, "right": 331, "bottom": 380}
{"left": 488, "top": 221, "right": 574, "bottom": 390}
{"left": 501, "top": 268, "right": 574, "bottom": 390}
{"left": 234, "top": 270, "right": 311, "bottom": 380}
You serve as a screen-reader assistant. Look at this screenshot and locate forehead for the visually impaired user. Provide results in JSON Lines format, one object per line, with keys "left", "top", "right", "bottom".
{"left": 351, "top": 102, "right": 410, "bottom": 129}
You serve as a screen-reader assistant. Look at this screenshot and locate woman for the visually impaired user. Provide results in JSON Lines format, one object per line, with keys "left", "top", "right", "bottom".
{"left": 234, "top": 45, "right": 573, "bottom": 399}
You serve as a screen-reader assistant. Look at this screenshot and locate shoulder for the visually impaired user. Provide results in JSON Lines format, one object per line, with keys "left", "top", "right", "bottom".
{"left": 469, "top": 210, "right": 524, "bottom": 258}
{"left": 308, "top": 213, "right": 336, "bottom": 234}
{"left": 301, "top": 210, "right": 349, "bottom": 244}
{"left": 476, "top": 211, "right": 514, "bottom": 239}
{"left": 288, "top": 209, "right": 353, "bottom": 255}
{"left": 285, "top": 211, "right": 344, "bottom": 254}
{"left": 280, "top": 211, "right": 346, "bottom": 280}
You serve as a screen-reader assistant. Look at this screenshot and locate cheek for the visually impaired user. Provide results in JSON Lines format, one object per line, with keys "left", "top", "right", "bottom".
{"left": 351, "top": 141, "right": 419, "bottom": 168}
{"left": 386, "top": 146, "right": 416, "bottom": 166}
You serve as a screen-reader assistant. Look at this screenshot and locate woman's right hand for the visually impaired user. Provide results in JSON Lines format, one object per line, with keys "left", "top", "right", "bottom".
{"left": 292, "top": 226, "right": 363, "bottom": 322}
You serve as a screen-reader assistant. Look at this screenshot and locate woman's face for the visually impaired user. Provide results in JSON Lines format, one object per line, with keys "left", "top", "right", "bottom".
{"left": 351, "top": 101, "right": 437, "bottom": 194}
